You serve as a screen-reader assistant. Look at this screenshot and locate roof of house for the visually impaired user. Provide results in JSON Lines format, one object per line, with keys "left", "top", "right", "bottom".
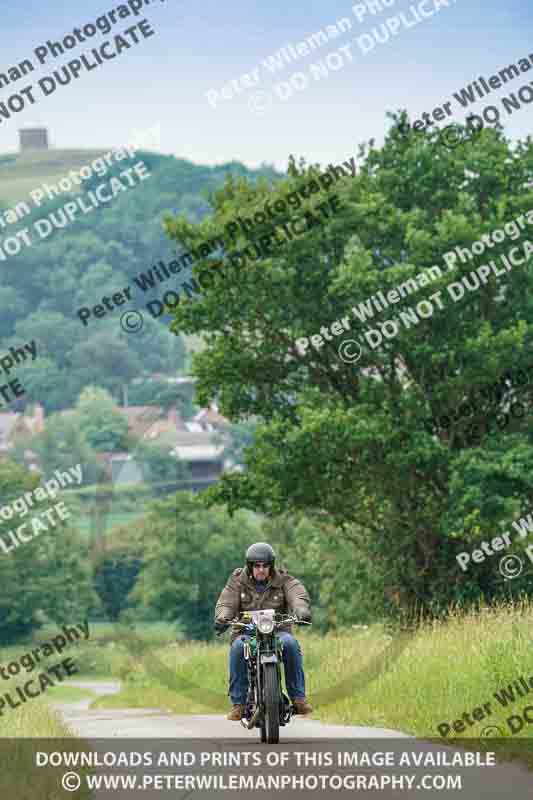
{"left": 123, "top": 406, "right": 190, "bottom": 436}
{"left": 0, "top": 412, "right": 36, "bottom": 453}
{"left": 33, "top": 399, "right": 229, "bottom": 466}
{"left": 121, "top": 405, "right": 164, "bottom": 423}
{"left": 193, "top": 406, "right": 229, "bottom": 429}
{"left": 146, "top": 375, "right": 197, "bottom": 385}
{"left": 93, "top": 409, "right": 225, "bottom": 463}
{"left": 142, "top": 424, "right": 183, "bottom": 448}
{"left": 169, "top": 429, "right": 225, "bottom": 462}
{"left": 0, "top": 413, "right": 20, "bottom": 444}
{"left": 171, "top": 443, "right": 225, "bottom": 461}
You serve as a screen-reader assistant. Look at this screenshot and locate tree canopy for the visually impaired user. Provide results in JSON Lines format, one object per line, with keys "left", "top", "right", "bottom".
{"left": 164, "top": 116, "right": 533, "bottom": 617}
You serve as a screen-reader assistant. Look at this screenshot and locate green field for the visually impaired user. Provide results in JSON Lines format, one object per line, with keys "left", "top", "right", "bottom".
{"left": 0, "top": 149, "right": 121, "bottom": 205}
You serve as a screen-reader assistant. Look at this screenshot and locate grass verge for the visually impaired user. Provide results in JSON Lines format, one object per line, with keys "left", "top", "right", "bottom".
{"left": 93, "top": 602, "right": 533, "bottom": 769}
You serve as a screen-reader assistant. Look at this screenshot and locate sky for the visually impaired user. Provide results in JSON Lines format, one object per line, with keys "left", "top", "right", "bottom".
{"left": 0, "top": 0, "right": 531, "bottom": 172}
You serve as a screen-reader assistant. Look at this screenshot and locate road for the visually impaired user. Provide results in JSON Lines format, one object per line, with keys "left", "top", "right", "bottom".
{"left": 47, "top": 680, "right": 533, "bottom": 799}
{"left": 53, "top": 680, "right": 411, "bottom": 739}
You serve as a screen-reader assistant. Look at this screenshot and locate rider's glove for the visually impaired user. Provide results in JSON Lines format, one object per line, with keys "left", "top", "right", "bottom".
{"left": 214, "top": 621, "right": 229, "bottom": 635}
{"left": 294, "top": 609, "right": 311, "bottom": 623}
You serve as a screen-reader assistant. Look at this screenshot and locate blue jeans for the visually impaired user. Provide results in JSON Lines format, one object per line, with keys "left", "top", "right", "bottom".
{"left": 228, "top": 632, "right": 305, "bottom": 705}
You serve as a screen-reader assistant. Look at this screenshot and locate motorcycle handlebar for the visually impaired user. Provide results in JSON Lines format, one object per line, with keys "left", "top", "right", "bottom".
{"left": 215, "top": 613, "right": 312, "bottom": 635}
{"left": 229, "top": 614, "right": 311, "bottom": 629}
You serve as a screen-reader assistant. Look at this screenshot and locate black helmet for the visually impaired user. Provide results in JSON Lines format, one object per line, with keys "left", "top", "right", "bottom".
{"left": 245, "top": 542, "right": 276, "bottom": 576}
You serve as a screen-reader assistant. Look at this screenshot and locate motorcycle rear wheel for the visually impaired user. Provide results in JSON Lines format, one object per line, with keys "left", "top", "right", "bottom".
{"left": 261, "top": 663, "right": 280, "bottom": 744}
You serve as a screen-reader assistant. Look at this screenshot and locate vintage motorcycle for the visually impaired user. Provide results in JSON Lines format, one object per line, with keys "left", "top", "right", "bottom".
{"left": 222, "top": 609, "right": 311, "bottom": 744}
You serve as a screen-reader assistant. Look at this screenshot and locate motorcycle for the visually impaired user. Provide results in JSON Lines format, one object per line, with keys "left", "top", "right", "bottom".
{"left": 223, "top": 609, "right": 311, "bottom": 744}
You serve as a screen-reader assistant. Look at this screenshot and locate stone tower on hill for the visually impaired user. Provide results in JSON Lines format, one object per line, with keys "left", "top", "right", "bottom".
{"left": 19, "top": 128, "right": 49, "bottom": 152}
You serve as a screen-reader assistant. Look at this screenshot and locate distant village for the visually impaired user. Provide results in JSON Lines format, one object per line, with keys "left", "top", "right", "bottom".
{"left": 0, "top": 375, "right": 235, "bottom": 493}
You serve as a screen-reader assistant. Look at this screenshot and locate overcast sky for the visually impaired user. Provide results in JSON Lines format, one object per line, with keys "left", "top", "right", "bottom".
{"left": 0, "top": 0, "right": 531, "bottom": 172}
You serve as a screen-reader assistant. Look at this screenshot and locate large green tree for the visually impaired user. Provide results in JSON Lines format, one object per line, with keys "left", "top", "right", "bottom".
{"left": 0, "top": 461, "right": 96, "bottom": 643}
{"left": 164, "top": 116, "right": 533, "bottom": 619}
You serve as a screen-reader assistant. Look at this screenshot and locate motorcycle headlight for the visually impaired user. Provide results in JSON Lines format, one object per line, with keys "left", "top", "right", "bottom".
{"left": 258, "top": 619, "right": 274, "bottom": 634}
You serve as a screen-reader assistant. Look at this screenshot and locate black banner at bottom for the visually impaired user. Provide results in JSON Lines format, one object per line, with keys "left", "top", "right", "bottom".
{"left": 2, "top": 737, "right": 533, "bottom": 799}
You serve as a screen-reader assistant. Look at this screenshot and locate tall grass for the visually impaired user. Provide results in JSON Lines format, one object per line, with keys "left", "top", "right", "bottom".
{"left": 0, "top": 621, "right": 129, "bottom": 739}
{"left": 0, "top": 666, "right": 94, "bottom": 799}
{"left": 3, "top": 603, "right": 533, "bottom": 770}
{"left": 0, "top": 648, "right": 97, "bottom": 739}
{"left": 93, "top": 602, "right": 533, "bottom": 766}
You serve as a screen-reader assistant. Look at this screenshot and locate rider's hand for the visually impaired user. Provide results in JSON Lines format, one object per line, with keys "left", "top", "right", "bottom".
{"left": 214, "top": 621, "right": 229, "bottom": 635}
{"left": 294, "top": 609, "right": 311, "bottom": 623}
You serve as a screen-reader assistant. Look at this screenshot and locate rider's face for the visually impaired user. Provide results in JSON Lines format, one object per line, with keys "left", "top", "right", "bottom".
{"left": 252, "top": 562, "right": 271, "bottom": 580}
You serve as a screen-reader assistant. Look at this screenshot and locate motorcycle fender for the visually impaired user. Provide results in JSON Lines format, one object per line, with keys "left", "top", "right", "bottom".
{"left": 260, "top": 653, "right": 278, "bottom": 664}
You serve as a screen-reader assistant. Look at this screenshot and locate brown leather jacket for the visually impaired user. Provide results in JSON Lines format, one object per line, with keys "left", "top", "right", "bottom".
{"left": 214, "top": 565, "right": 311, "bottom": 644}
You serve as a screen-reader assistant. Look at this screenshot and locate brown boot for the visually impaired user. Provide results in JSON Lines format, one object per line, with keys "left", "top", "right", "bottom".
{"left": 292, "top": 697, "right": 313, "bottom": 715}
{"left": 226, "top": 704, "right": 245, "bottom": 721}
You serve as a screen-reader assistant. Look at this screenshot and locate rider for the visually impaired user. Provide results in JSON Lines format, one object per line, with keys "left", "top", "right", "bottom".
{"left": 214, "top": 542, "right": 313, "bottom": 721}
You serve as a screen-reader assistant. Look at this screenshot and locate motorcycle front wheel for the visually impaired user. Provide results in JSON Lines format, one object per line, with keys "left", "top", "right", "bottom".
{"left": 261, "top": 662, "right": 280, "bottom": 744}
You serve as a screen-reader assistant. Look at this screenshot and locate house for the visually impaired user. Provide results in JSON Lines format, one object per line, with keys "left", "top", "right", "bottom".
{"left": 0, "top": 413, "right": 24, "bottom": 460}
{"left": 121, "top": 405, "right": 188, "bottom": 439}
{"left": 110, "top": 403, "right": 228, "bottom": 490}
{"left": 169, "top": 430, "right": 226, "bottom": 488}
{"left": 2, "top": 394, "right": 231, "bottom": 491}
{"left": 0, "top": 404, "right": 44, "bottom": 464}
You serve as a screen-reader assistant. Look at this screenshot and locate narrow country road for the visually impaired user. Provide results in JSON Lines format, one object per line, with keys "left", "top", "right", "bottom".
{"left": 47, "top": 680, "right": 533, "bottom": 799}
{"left": 52, "top": 680, "right": 410, "bottom": 739}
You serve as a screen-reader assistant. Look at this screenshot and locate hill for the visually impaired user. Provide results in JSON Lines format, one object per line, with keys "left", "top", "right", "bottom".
{"left": 0, "top": 147, "right": 281, "bottom": 412}
{"left": 0, "top": 149, "right": 120, "bottom": 205}
{"left": 0, "top": 148, "right": 280, "bottom": 206}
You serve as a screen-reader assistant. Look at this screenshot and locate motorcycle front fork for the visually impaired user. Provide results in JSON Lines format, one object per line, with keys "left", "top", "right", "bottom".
{"left": 243, "top": 642, "right": 292, "bottom": 726}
